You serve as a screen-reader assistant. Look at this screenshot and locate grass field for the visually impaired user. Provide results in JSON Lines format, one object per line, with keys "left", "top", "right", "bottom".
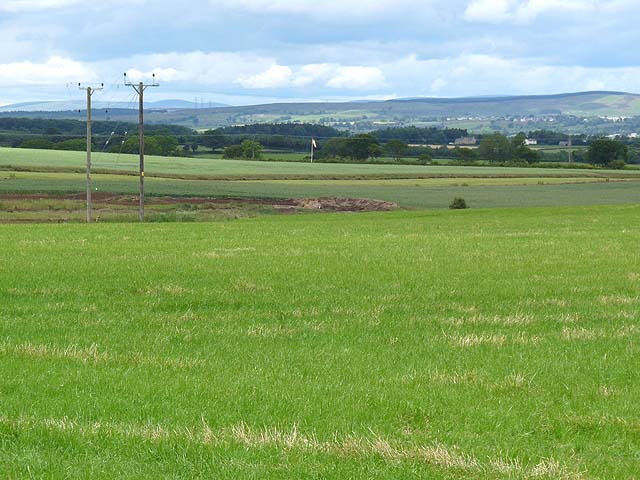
{"left": 3, "top": 148, "right": 640, "bottom": 178}
{"left": 1, "top": 205, "right": 639, "bottom": 478}
{"left": 0, "top": 147, "right": 639, "bottom": 222}
{"left": 1, "top": 170, "right": 640, "bottom": 214}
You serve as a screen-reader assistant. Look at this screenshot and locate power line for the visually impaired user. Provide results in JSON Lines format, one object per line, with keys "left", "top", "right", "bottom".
{"left": 101, "top": 90, "right": 139, "bottom": 154}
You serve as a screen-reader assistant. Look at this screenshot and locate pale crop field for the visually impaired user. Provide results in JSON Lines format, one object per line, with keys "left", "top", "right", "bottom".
{"left": 1, "top": 205, "right": 639, "bottom": 478}
{"left": 2, "top": 147, "right": 639, "bottom": 178}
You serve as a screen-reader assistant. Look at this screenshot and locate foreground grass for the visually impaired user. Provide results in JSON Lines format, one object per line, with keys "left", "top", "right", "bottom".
{"left": 0, "top": 205, "right": 639, "bottom": 478}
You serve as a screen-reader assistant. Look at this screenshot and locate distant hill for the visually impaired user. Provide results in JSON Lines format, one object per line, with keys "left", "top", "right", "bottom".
{"left": 0, "top": 99, "right": 227, "bottom": 112}
{"left": 1, "top": 91, "right": 639, "bottom": 134}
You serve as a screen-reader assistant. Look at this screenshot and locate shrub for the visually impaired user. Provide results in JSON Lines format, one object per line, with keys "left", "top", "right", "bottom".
{"left": 223, "top": 145, "right": 244, "bottom": 159}
{"left": 449, "top": 197, "right": 468, "bottom": 210}
{"left": 19, "top": 138, "right": 54, "bottom": 150}
{"left": 418, "top": 153, "right": 432, "bottom": 164}
{"left": 608, "top": 159, "right": 627, "bottom": 170}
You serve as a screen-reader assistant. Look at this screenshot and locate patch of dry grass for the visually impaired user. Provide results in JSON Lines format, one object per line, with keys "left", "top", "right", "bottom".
{"left": 0, "top": 415, "right": 584, "bottom": 478}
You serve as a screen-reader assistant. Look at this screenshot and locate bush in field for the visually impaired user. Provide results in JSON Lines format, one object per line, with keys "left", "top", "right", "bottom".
{"left": 449, "top": 197, "right": 468, "bottom": 209}
{"left": 119, "top": 134, "right": 179, "bottom": 156}
{"left": 222, "top": 141, "right": 264, "bottom": 160}
{"left": 223, "top": 145, "right": 244, "bottom": 159}
{"left": 608, "top": 159, "right": 627, "bottom": 170}
{"left": 53, "top": 139, "right": 87, "bottom": 151}
{"left": 19, "top": 138, "right": 54, "bottom": 150}
{"left": 418, "top": 153, "right": 432, "bottom": 164}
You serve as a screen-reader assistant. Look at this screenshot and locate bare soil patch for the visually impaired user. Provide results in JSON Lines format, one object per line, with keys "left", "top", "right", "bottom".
{"left": 0, "top": 193, "right": 396, "bottom": 213}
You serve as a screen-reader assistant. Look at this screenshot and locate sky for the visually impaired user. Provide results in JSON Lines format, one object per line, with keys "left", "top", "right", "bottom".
{"left": 0, "top": 0, "right": 639, "bottom": 106}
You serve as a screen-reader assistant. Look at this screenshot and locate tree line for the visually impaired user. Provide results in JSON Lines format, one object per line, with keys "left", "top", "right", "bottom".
{"left": 1, "top": 117, "right": 637, "bottom": 166}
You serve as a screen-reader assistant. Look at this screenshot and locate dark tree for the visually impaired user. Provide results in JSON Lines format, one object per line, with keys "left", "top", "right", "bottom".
{"left": 384, "top": 139, "right": 409, "bottom": 161}
{"left": 478, "top": 133, "right": 512, "bottom": 162}
{"left": 587, "top": 139, "right": 628, "bottom": 167}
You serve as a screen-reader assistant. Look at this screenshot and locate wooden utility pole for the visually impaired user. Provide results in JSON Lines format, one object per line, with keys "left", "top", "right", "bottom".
{"left": 79, "top": 83, "right": 103, "bottom": 223}
{"left": 568, "top": 136, "right": 573, "bottom": 163}
{"left": 124, "top": 73, "right": 158, "bottom": 222}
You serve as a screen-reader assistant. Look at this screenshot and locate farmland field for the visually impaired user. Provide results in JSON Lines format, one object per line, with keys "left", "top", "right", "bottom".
{"left": 3, "top": 147, "right": 640, "bottom": 178}
{"left": 0, "top": 147, "right": 639, "bottom": 223}
{"left": 1, "top": 205, "right": 639, "bottom": 478}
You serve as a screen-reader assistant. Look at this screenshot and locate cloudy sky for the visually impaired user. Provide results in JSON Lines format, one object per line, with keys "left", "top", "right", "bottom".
{"left": 0, "top": 0, "right": 639, "bottom": 106}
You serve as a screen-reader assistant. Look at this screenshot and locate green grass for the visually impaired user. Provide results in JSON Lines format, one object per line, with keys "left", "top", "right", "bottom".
{"left": 246, "top": 177, "right": 628, "bottom": 186}
{"left": 1, "top": 205, "right": 639, "bottom": 478}
{"left": 1, "top": 170, "right": 640, "bottom": 211}
{"left": 3, "top": 147, "right": 639, "bottom": 178}
{"left": 1, "top": 148, "right": 640, "bottom": 220}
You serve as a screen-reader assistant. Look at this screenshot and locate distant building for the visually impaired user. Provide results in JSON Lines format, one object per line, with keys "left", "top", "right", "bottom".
{"left": 559, "top": 141, "right": 570, "bottom": 147}
{"left": 524, "top": 139, "right": 538, "bottom": 146}
{"left": 454, "top": 136, "right": 477, "bottom": 146}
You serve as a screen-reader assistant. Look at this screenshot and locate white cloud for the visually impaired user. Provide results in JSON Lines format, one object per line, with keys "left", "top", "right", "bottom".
{"left": 125, "top": 68, "right": 180, "bottom": 83}
{"left": 214, "top": 0, "right": 442, "bottom": 22}
{"left": 3, "top": 46, "right": 640, "bottom": 105}
{"left": 464, "top": 0, "right": 512, "bottom": 23}
{"left": 464, "top": 0, "right": 601, "bottom": 24}
{"left": 113, "top": 51, "right": 273, "bottom": 87}
{"left": 0, "top": 56, "right": 95, "bottom": 85}
{"left": 237, "top": 64, "right": 293, "bottom": 89}
{"left": 292, "top": 64, "right": 333, "bottom": 87}
{"left": 235, "top": 62, "right": 385, "bottom": 90}
{"left": 0, "top": 0, "right": 82, "bottom": 12}
{"left": 326, "top": 66, "right": 386, "bottom": 89}
{"left": 383, "top": 53, "right": 640, "bottom": 97}
{"left": 0, "top": 0, "right": 141, "bottom": 12}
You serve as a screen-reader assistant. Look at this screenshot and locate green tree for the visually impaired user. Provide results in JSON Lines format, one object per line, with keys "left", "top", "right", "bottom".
{"left": 511, "top": 133, "right": 539, "bottom": 163}
{"left": 454, "top": 147, "right": 478, "bottom": 161}
{"left": 418, "top": 152, "right": 432, "bottom": 164}
{"left": 587, "top": 139, "right": 628, "bottom": 167}
{"left": 349, "top": 134, "right": 380, "bottom": 161}
{"left": 118, "top": 134, "right": 178, "bottom": 156}
{"left": 201, "top": 130, "right": 228, "bottom": 151}
{"left": 478, "top": 133, "right": 512, "bottom": 162}
{"left": 151, "top": 135, "right": 179, "bottom": 156}
{"left": 223, "top": 145, "right": 244, "bottom": 159}
{"left": 19, "top": 138, "right": 54, "bottom": 150}
{"left": 241, "top": 140, "right": 263, "bottom": 160}
{"left": 384, "top": 139, "right": 409, "bottom": 161}
{"left": 53, "top": 139, "right": 88, "bottom": 151}
{"left": 318, "top": 138, "right": 349, "bottom": 159}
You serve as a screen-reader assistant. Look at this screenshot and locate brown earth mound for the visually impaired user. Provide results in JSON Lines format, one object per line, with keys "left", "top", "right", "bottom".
{"left": 0, "top": 194, "right": 396, "bottom": 213}
{"left": 291, "top": 197, "right": 396, "bottom": 212}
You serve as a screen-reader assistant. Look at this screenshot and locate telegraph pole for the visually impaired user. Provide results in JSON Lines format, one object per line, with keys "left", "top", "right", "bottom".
{"left": 79, "top": 82, "right": 103, "bottom": 223}
{"left": 124, "top": 73, "right": 158, "bottom": 222}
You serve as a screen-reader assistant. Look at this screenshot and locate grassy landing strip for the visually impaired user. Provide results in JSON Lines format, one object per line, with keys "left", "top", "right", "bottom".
{"left": 2, "top": 147, "right": 640, "bottom": 178}
{"left": 0, "top": 205, "right": 639, "bottom": 478}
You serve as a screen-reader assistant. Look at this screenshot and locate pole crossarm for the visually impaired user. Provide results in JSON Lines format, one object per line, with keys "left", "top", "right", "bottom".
{"left": 124, "top": 73, "right": 159, "bottom": 222}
